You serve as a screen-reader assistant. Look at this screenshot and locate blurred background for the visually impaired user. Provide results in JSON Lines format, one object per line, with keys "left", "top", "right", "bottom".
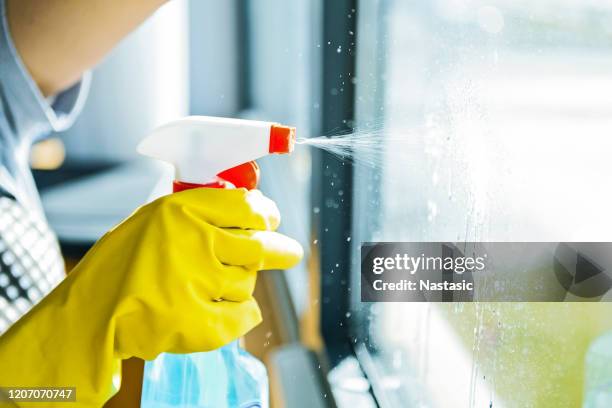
{"left": 31, "top": 0, "right": 612, "bottom": 407}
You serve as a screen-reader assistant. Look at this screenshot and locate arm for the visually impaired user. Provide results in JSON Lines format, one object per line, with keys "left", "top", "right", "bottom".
{"left": 6, "top": 0, "right": 168, "bottom": 96}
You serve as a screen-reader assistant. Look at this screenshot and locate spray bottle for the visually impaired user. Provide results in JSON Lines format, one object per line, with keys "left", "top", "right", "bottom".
{"left": 137, "top": 116, "right": 296, "bottom": 408}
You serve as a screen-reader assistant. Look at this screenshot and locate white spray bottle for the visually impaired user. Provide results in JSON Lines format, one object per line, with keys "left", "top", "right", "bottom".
{"left": 137, "top": 116, "right": 296, "bottom": 408}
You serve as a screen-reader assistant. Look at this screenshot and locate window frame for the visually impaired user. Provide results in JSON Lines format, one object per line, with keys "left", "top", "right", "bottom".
{"left": 315, "top": 0, "right": 393, "bottom": 406}
{"left": 314, "top": 0, "right": 359, "bottom": 367}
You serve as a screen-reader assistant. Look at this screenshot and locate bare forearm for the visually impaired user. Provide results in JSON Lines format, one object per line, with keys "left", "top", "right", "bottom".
{"left": 6, "top": 0, "right": 168, "bottom": 96}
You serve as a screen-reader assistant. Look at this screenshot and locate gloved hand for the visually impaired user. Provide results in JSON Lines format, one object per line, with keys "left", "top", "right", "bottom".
{"left": 0, "top": 188, "right": 303, "bottom": 407}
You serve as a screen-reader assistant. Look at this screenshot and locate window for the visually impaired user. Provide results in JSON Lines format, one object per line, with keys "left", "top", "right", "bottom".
{"left": 326, "top": 0, "right": 612, "bottom": 406}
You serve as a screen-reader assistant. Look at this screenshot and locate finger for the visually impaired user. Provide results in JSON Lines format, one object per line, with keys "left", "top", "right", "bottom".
{"left": 173, "top": 188, "right": 281, "bottom": 231}
{"left": 186, "top": 298, "right": 262, "bottom": 352}
{"left": 252, "top": 230, "right": 303, "bottom": 270}
{"left": 217, "top": 264, "right": 257, "bottom": 302}
{"left": 214, "top": 228, "right": 303, "bottom": 270}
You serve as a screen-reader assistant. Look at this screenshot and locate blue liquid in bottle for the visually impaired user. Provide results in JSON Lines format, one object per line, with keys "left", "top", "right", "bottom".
{"left": 141, "top": 341, "right": 268, "bottom": 408}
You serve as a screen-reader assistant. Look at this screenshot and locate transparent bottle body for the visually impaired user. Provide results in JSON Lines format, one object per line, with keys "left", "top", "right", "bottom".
{"left": 141, "top": 340, "right": 268, "bottom": 408}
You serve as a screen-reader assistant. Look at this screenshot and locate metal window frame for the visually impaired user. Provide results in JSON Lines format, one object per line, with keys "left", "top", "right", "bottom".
{"left": 315, "top": 0, "right": 394, "bottom": 406}
{"left": 348, "top": 1, "right": 394, "bottom": 406}
{"left": 314, "top": 0, "right": 359, "bottom": 367}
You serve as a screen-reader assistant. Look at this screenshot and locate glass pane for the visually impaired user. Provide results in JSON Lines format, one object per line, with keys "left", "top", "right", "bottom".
{"left": 352, "top": 0, "right": 612, "bottom": 406}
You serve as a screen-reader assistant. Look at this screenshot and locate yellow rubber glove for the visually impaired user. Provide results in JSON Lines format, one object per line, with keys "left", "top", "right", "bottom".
{"left": 0, "top": 188, "right": 303, "bottom": 407}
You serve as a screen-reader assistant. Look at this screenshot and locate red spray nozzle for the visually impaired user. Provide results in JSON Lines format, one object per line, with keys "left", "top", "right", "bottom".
{"left": 269, "top": 124, "right": 296, "bottom": 154}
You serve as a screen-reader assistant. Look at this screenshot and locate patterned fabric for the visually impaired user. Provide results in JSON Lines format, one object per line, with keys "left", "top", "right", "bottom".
{"left": 0, "top": 195, "right": 64, "bottom": 332}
